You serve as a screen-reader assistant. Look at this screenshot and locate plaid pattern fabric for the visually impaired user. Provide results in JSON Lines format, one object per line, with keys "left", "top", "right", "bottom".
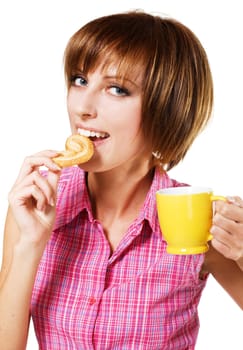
{"left": 31, "top": 167, "right": 207, "bottom": 349}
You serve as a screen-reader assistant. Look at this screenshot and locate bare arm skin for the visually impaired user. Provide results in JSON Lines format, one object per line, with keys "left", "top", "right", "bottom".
{"left": 0, "top": 209, "right": 47, "bottom": 350}
{"left": 204, "top": 245, "right": 243, "bottom": 309}
{"left": 204, "top": 197, "right": 243, "bottom": 309}
{"left": 0, "top": 151, "right": 60, "bottom": 350}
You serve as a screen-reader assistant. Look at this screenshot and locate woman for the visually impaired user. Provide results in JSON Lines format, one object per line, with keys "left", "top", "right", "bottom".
{"left": 0, "top": 10, "right": 243, "bottom": 349}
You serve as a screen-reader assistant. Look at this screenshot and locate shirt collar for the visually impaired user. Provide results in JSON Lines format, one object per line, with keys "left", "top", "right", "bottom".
{"left": 53, "top": 166, "right": 182, "bottom": 232}
{"left": 136, "top": 167, "right": 177, "bottom": 234}
{"left": 53, "top": 167, "right": 93, "bottom": 230}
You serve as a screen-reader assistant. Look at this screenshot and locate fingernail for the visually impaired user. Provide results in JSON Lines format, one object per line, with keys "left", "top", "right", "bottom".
{"left": 53, "top": 163, "right": 62, "bottom": 171}
{"left": 226, "top": 196, "right": 236, "bottom": 203}
{"left": 49, "top": 198, "right": 55, "bottom": 207}
{"left": 226, "top": 196, "right": 242, "bottom": 207}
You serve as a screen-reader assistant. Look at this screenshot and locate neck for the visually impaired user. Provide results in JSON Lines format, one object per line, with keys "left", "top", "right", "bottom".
{"left": 87, "top": 162, "right": 154, "bottom": 221}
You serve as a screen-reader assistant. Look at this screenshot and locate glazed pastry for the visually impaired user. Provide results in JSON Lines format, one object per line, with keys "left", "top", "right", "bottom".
{"left": 53, "top": 134, "right": 94, "bottom": 167}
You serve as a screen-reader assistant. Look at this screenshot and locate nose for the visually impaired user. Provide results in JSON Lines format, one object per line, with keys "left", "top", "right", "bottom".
{"left": 80, "top": 108, "right": 97, "bottom": 119}
{"left": 79, "top": 89, "right": 98, "bottom": 120}
{"left": 68, "top": 83, "right": 99, "bottom": 122}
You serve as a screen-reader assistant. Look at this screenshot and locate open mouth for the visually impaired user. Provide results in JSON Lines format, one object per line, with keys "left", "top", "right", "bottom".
{"left": 78, "top": 128, "right": 109, "bottom": 142}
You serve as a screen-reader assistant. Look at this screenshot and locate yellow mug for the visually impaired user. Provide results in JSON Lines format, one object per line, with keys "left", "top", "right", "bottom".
{"left": 156, "top": 186, "right": 226, "bottom": 255}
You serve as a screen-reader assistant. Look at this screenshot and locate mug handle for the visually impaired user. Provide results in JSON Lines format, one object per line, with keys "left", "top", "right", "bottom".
{"left": 207, "top": 195, "right": 227, "bottom": 241}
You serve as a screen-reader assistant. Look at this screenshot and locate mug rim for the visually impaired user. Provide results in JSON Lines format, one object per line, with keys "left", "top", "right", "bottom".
{"left": 156, "top": 186, "right": 213, "bottom": 195}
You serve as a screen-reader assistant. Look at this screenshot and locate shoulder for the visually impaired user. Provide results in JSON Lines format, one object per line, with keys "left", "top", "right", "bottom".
{"left": 153, "top": 166, "right": 188, "bottom": 190}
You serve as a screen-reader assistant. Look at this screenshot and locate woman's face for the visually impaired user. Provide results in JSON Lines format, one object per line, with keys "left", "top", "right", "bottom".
{"left": 67, "top": 64, "right": 150, "bottom": 173}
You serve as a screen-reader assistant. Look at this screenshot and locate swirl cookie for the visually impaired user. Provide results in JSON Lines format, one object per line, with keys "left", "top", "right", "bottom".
{"left": 53, "top": 134, "right": 94, "bottom": 168}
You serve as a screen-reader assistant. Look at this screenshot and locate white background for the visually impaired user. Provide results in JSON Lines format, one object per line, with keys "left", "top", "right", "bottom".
{"left": 0, "top": 1, "right": 242, "bottom": 349}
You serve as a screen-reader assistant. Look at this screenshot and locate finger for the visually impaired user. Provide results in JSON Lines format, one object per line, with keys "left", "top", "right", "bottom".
{"left": 15, "top": 151, "right": 61, "bottom": 184}
{"left": 12, "top": 170, "right": 55, "bottom": 207}
{"left": 214, "top": 200, "right": 243, "bottom": 223}
{"left": 210, "top": 221, "right": 243, "bottom": 259}
{"left": 212, "top": 212, "right": 241, "bottom": 235}
{"left": 10, "top": 168, "right": 60, "bottom": 210}
{"left": 211, "top": 237, "right": 234, "bottom": 260}
{"left": 227, "top": 196, "right": 243, "bottom": 207}
{"left": 211, "top": 234, "right": 242, "bottom": 261}
{"left": 31, "top": 184, "right": 48, "bottom": 211}
{"left": 32, "top": 170, "right": 59, "bottom": 207}
{"left": 210, "top": 223, "right": 235, "bottom": 259}
{"left": 210, "top": 223, "right": 234, "bottom": 245}
{"left": 9, "top": 183, "right": 48, "bottom": 212}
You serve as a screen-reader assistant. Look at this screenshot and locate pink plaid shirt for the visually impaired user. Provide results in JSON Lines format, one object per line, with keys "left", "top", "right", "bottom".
{"left": 31, "top": 167, "right": 208, "bottom": 349}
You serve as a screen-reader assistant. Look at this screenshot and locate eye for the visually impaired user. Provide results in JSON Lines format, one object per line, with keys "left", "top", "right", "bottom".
{"left": 71, "top": 75, "right": 88, "bottom": 87}
{"left": 109, "top": 85, "right": 130, "bottom": 97}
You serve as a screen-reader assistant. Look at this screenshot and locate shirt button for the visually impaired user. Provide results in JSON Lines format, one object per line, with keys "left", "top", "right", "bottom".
{"left": 89, "top": 297, "right": 96, "bottom": 305}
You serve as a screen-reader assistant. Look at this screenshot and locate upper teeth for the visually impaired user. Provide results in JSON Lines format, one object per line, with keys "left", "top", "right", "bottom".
{"left": 78, "top": 128, "right": 108, "bottom": 138}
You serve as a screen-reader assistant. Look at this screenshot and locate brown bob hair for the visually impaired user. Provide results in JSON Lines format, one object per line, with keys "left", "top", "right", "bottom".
{"left": 64, "top": 11, "right": 213, "bottom": 171}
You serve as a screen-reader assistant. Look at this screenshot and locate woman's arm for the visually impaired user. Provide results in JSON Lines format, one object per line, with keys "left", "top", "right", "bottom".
{"left": 204, "top": 197, "right": 243, "bottom": 309}
{"left": 204, "top": 244, "right": 243, "bottom": 309}
{"left": 0, "top": 151, "right": 60, "bottom": 350}
{"left": 0, "top": 209, "right": 48, "bottom": 350}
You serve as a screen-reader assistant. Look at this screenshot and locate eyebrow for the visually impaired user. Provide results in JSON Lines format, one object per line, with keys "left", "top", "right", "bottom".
{"left": 103, "top": 75, "right": 141, "bottom": 88}
{"left": 73, "top": 69, "right": 141, "bottom": 89}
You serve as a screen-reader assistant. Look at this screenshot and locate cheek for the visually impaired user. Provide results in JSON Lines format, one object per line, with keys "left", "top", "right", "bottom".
{"left": 113, "top": 102, "right": 142, "bottom": 132}
{"left": 125, "top": 106, "right": 143, "bottom": 140}
{"left": 113, "top": 121, "right": 144, "bottom": 152}
{"left": 67, "top": 93, "right": 74, "bottom": 113}
{"left": 66, "top": 94, "right": 77, "bottom": 126}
